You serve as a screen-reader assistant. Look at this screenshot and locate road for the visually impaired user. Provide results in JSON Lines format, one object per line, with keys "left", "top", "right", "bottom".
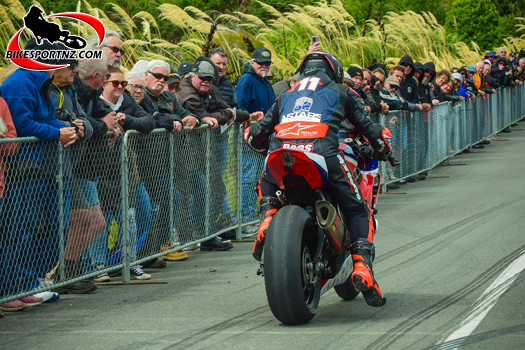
{"left": 2, "top": 124, "right": 525, "bottom": 350}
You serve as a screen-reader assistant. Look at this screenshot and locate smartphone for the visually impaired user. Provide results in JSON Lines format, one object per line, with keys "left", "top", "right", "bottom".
{"left": 311, "top": 36, "right": 320, "bottom": 43}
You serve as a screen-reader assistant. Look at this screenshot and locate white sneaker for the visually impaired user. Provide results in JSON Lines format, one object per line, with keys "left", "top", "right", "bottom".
{"left": 34, "top": 291, "right": 60, "bottom": 303}
{"left": 130, "top": 265, "right": 151, "bottom": 280}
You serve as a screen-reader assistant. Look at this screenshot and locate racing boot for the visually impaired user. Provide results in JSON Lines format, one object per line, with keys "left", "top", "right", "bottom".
{"left": 350, "top": 239, "right": 386, "bottom": 307}
{"left": 253, "top": 197, "right": 281, "bottom": 262}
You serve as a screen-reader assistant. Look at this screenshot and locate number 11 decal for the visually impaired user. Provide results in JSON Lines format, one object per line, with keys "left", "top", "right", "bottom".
{"left": 297, "top": 77, "right": 321, "bottom": 91}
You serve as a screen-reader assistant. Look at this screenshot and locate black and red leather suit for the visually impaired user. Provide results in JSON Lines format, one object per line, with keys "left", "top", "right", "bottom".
{"left": 245, "top": 70, "right": 391, "bottom": 249}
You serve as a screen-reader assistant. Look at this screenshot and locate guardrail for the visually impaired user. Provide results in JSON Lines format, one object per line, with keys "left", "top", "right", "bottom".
{"left": 1, "top": 85, "right": 524, "bottom": 303}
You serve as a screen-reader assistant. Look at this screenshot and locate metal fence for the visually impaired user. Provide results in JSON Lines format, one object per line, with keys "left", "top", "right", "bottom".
{"left": 1, "top": 85, "right": 524, "bottom": 303}
{"left": 375, "top": 86, "right": 525, "bottom": 188}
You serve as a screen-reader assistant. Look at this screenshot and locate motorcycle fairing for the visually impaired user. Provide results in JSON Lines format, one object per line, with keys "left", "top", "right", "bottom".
{"left": 264, "top": 148, "right": 329, "bottom": 190}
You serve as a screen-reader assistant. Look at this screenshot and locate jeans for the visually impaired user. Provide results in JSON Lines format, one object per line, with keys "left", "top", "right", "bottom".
{"left": 0, "top": 176, "right": 70, "bottom": 297}
{"left": 241, "top": 143, "right": 264, "bottom": 223}
{"left": 215, "top": 137, "right": 236, "bottom": 227}
{"left": 85, "top": 208, "right": 138, "bottom": 267}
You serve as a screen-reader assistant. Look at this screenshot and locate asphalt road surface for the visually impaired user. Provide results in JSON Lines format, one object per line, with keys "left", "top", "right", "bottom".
{"left": 2, "top": 124, "right": 525, "bottom": 350}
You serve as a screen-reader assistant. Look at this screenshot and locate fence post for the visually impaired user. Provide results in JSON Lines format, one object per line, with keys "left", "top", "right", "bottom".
{"left": 121, "top": 133, "right": 131, "bottom": 282}
{"left": 169, "top": 132, "right": 175, "bottom": 246}
{"left": 204, "top": 128, "right": 211, "bottom": 238}
{"left": 57, "top": 142, "right": 65, "bottom": 281}
{"left": 236, "top": 125, "right": 243, "bottom": 240}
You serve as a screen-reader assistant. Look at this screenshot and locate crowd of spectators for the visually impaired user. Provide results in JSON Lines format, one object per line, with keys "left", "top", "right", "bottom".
{"left": 0, "top": 31, "right": 523, "bottom": 316}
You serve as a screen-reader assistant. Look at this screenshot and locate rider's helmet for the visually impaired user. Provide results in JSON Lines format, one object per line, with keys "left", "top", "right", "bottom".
{"left": 298, "top": 51, "right": 344, "bottom": 84}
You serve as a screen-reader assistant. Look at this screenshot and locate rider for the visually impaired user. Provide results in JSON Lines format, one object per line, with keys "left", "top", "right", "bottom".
{"left": 244, "top": 52, "right": 392, "bottom": 307}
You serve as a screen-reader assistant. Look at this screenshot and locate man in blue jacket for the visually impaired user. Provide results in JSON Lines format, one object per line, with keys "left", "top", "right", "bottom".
{"left": 0, "top": 39, "right": 79, "bottom": 298}
{"left": 235, "top": 48, "right": 275, "bottom": 234}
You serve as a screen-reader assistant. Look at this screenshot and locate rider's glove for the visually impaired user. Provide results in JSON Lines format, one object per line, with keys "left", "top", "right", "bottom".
{"left": 369, "top": 126, "right": 392, "bottom": 161}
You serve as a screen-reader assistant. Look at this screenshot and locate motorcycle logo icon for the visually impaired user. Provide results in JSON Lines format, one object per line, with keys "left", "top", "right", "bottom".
{"left": 24, "top": 5, "right": 87, "bottom": 49}
{"left": 5, "top": 5, "right": 106, "bottom": 71}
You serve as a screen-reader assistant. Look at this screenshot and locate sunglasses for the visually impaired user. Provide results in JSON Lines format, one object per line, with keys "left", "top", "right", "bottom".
{"left": 255, "top": 61, "right": 271, "bottom": 67}
{"left": 198, "top": 76, "right": 213, "bottom": 82}
{"left": 168, "top": 83, "right": 181, "bottom": 91}
{"left": 106, "top": 80, "right": 128, "bottom": 88}
{"left": 103, "top": 45, "right": 125, "bottom": 55}
{"left": 129, "top": 84, "right": 145, "bottom": 91}
{"left": 499, "top": 62, "right": 506, "bottom": 65}
{"left": 148, "top": 71, "right": 169, "bottom": 81}
{"left": 68, "top": 61, "right": 78, "bottom": 69}
{"left": 391, "top": 86, "right": 399, "bottom": 91}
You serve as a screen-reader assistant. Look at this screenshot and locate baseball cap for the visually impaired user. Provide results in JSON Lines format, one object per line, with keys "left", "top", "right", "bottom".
{"left": 385, "top": 75, "right": 400, "bottom": 87}
{"left": 192, "top": 60, "right": 215, "bottom": 79}
{"left": 167, "top": 68, "right": 181, "bottom": 83}
{"left": 486, "top": 52, "right": 496, "bottom": 57}
{"left": 347, "top": 66, "right": 363, "bottom": 78}
{"left": 252, "top": 47, "right": 272, "bottom": 63}
{"left": 451, "top": 72, "right": 462, "bottom": 81}
{"left": 468, "top": 65, "right": 476, "bottom": 73}
{"left": 178, "top": 61, "right": 194, "bottom": 77}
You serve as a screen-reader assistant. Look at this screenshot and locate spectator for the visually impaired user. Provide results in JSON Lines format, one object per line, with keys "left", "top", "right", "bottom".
{"left": 419, "top": 62, "right": 435, "bottom": 106}
{"left": 379, "top": 76, "right": 421, "bottom": 112}
{"left": 491, "top": 57, "right": 511, "bottom": 88}
{"left": 364, "top": 74, "right": 389, "bottom": 115}
{"left": 87, "top": 66, "right": 155, "bottom": 281}
{"left": 125, "top": 71, "right": 147, "bottom": 104}
{"left": 484, "top": 62, "right": 500, "bottom": 90}
{"left": 235, "top": 47, "right": 275, "bottom": 235}
{"left": 0, "top": 97, "right": 21, "bottom": 312}
{"left": 398, "top": 55, "right": 419, "bottom": 104}
{"left": 139, "top": 60, "right": 197, "bottom": 258}
{"left": 485, "top": 52, "right": 497, "bottom": 64}
{"left": 389, "top": 65, "right": 405, "bottom": 85}
{"left": 0, "top": 39, "right": 78, "bottom": 307}
{"left": 272, "top": 73, "right": 300, "bottom": 98}
{"left": 347, "top": 66, "right": 364, "bottom": 90}
{"left": 48, "top": 60, "right": 99, "bottom": 295}
{"left": 209, "top": 48, "right": 259, "bottom": 240}
{"left": 88, "top": 30, "right": 124, "bottom": 69}
{"left": 452, "top": 72, "right": 475, "bottom": 101}
{"left": 372, "top": 68, "right": 386, "bottom": 87}
{"left": 178, "top": 61, "right": 194, "bottom": 81}
{"left": 165, "top": 70, "right": 182, "bottom": 96}
{"left": 498, "top": 47, "right": 507, "bottom": 59}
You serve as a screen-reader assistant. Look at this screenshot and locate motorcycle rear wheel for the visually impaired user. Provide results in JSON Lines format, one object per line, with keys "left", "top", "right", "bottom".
{"left": 264, "top": 205, "right": 320, "bottom": 325}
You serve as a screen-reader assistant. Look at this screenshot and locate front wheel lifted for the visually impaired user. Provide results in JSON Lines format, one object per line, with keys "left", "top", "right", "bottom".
{"left": 264, "top": 205, "right": 320, "bottom": 325}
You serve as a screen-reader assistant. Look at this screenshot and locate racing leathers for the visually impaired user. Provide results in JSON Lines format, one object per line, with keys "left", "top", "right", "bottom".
{"left": 246, "top": 71, "right": 391, "bottom": 306}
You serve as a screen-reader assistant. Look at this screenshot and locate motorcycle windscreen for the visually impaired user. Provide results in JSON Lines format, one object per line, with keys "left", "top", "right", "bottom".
{"left": 265, "top": 148, "right": 329, "bottom": 190}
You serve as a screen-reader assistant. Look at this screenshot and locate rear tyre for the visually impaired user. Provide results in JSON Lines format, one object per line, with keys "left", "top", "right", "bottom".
{"left": 264, "top": 205, "right": 320, "bottom": 325}
{"left": 334, "top": 277, "right": 360, "bottom": 301}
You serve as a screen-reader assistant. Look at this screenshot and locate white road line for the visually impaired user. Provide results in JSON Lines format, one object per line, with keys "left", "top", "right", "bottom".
{"left": 436, "top": 249, "right": 525, "bottom": 350}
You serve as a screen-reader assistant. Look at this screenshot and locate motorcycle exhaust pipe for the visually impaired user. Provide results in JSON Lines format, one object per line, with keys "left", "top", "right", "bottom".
{"left": 315, "top": 200, "right": 345, "bottom": 254}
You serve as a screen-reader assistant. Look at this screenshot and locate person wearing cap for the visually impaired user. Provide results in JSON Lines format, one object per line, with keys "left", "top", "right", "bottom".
{"left": 347, "top": 66, "right": 364, "bottom": 89}
{"left": 235, "top": 47, "right": 276, "bottom": 231}
{"left": 379, "top": 76, "right": 421, "bottom": 112}
{"left": 165, "top": 70, "right": 182, "bottom": 96}
{"left": 452, "top": 72, "right": 475, "bottom": 101}
{"left": 178, "top": 58, "right": 258, "bottom": 250}
{"left": 0, "top": 38, "right": 79, "bottom": 304}
{"left": 485, "top": 52, "right": 497, "bottom": 64}
{"left": 178, "top": 61, "right": 194, "bottom": 81}
{"left": 272, "top": 73, "right": 300, "bottom": 99}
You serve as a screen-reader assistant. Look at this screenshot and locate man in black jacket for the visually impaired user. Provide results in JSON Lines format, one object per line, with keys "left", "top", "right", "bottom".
{"left": 398, "top": 55, "right": 420, "bottom": 104}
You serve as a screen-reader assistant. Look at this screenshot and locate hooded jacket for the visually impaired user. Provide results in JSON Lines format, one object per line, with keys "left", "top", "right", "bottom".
{"left": 398, "top": 55, "right": 419, "bottom": 104}
{"left": 419, "top": 62, "right": 436, "bottom": 104}
{"left": 235, "top": 61, "right": 275, "bottom": 114}
{"left": 217, "top": 75, "right": 239, "bottom": 109}
{"left": 491, "top": 57, "right": 510, "bottom": 87}
{"left": 0, "top": 69, "right": 65, "bottom": 166}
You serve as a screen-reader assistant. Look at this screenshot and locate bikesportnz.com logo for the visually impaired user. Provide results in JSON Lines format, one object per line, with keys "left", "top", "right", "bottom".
{"left": 5, "top": 5, "right": 106, "bottom": 71}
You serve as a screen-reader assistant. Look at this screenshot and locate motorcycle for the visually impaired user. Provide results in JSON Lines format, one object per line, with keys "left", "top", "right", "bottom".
{"left": 258, "top": 135, "right": 399, "bottom": 325}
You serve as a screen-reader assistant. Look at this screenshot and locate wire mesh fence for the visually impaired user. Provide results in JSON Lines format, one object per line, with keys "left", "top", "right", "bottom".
{"left": 1, "top": 85, "right": 524, "bottom": 303}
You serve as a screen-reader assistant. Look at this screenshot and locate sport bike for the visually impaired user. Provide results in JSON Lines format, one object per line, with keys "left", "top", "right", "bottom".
{"left": 258, "top": 135, "right": 398, "bottom": 325}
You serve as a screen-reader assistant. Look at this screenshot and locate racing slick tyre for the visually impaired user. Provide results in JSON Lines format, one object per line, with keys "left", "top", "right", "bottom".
{"left": 264, "top": 205, "right": 321, "bottom": 325}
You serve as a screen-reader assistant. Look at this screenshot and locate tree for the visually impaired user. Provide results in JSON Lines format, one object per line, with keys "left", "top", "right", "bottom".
{"left": 445, "top": 0, "right": 500, "bottom": 50}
